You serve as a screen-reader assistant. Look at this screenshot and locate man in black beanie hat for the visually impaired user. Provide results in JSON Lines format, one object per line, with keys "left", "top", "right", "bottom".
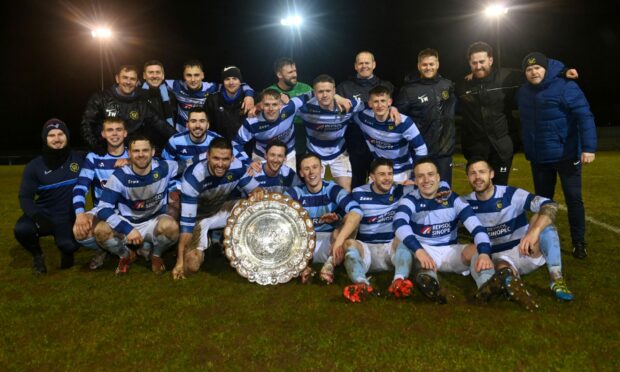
{"left": 204, "top": 65, "right": 253, "bottom": 152}
{"left": 14, "top": 119, "right": 85, "bottom": 273}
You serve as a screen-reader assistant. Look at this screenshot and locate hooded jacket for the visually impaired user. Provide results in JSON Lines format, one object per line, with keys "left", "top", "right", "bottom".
{"left": 517, "top": 59, "right": 596, "bottom": 163}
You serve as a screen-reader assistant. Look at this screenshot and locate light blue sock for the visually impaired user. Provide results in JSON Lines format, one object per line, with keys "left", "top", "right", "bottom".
{"left": 540, "top": 225, "right": 562, "bottom": 276}
{"left": 470, "top": 253, "right": 495, "bottom": 288}
{"left": 102, "top": 237, "right": 128, "bottom": 258}
{"left": 78, "top": 236, "right": 100, "bottom": 251}
{"left": 392, "top": 244, "right": 412, "bottom": 281}
{"left": 152, "top": 235, "right": 175, "bottom": 257}
{"left": 344, "top": 248, "right": 368, "bottom": 284}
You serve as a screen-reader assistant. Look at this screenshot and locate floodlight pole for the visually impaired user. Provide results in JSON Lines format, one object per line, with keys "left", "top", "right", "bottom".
{"left": 98, "top": 40, "right": 104, "bottom": 91}
{"left": 496, "top": 18, "right": 501, "bottom": 72}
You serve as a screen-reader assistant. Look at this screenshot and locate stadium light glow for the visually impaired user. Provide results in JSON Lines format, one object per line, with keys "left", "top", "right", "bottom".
{"left": 484, "top": 4, "right": 508, "bottom": 18}
{"left": 91, "top": 27, "right": 112, "bottom": 39}
{"left": 280, "top": 15, "right": 303, "bottom": 27}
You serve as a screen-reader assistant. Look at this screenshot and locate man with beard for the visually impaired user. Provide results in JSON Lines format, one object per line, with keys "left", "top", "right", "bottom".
{"left": 81, "top": 64, "right": 176, "bottom": 153}
{"left": 342, "top": 159, "right": 416, "bottom": 302}
{"left": 267, "top": 57, "right": 313, "bottom": 155}
{"left": 464, "top": 159, "right": 573, "bottom": 309}
{"left": 94, "top": 136, "right": 183, "bottom": 275}
{"left": 337, "top": 51, "right": 395, "bottom": 189}
{"left": 455, "top": 42, "right": 577, "bottom": 185}
{"left": 395, "top": 48, "right": 456, "bottom": 185}
{"left": 15, "top": 119, "right": 85, "bottom": 273}
{"left": 72, "top": 117, "right": 128, "bottom": 270}
{"left": 173, "top": 138, "right": 261, "bottom": 279}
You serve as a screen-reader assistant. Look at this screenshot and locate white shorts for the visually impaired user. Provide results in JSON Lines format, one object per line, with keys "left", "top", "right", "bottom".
{"left": 252, "top": 150, "right": 297, "bottom": 171}
{"left": 420, "top": 243, "right": 469, "bottom": 275}
{"left": 393, "top": 170, "right": 412, "bottom": 184}
{"left": 492, "top": 246, "right": 546, "bottom": 275}
{"left": 120, "top": 214, "right": 168, "bottom": 244}
{"left": 321, "top": 152, "right": 352, "bottom": 179}
{"left": 358, "top": 241, "right": 394, "bottom": 273}
{"left": 313, "top": 232, "right": 333, "bottom": 263}
{"left": 196, "top": 209, "right": 233, "bottom": 251}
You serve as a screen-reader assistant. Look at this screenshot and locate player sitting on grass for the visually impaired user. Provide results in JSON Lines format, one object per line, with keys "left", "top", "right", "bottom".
{"left": 285, "top": 153, "right": 363, "bottom": 283}
{"left": 393, "top": 157, "right": 493, "bottom": 304}
{"left": 342, "top": 158, "right": 417, "bottom": 302}
{"left": 463, "top": 159, "right": 574, "bottom": 309}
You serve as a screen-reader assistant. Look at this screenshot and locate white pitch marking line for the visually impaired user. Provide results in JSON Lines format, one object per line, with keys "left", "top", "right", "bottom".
{"left": 558, "top": 204, "right": 620, "bottom": 234}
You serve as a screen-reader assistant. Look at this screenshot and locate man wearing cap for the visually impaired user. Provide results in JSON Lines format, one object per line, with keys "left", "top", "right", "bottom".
{"left": 15, "top": 119, "right": 86, "bottom": 274}
{"left": 81, "top": 64, "right": 176, "bottom": 153}
{"left": 517, "top": 52, "right": 596, "bottom": 259}
{"left": 204, "top": 66, "right": 253, "bottom": 152}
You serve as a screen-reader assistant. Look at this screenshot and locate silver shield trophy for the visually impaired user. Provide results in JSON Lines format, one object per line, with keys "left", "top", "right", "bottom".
{"left": 223, "top": 192, "right": 315, "bottom": 285}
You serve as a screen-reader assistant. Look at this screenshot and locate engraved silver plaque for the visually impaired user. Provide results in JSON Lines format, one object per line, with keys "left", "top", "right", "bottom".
{"left": 224, "top": 192, "right": 316, "bottom": 285}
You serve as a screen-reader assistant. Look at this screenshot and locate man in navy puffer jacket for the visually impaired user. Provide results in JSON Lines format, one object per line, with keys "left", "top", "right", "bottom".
{"left": 517, "top": 52, "right": 597, "bottom": 259}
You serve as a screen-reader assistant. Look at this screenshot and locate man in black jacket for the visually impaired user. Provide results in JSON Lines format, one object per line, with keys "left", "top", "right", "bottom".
{"left": 81, "top": 64, "right": 175, "bottom": 154}
{"left": 15, "top": 119, "right": 85, "bottom": 274}
{"left": 140, "top": 60, "right": 176, "bottom": 128}
{"left": 204, "top": 66, "right": 249, "bottom": 143}
{"left": 336, "top": 51, "right": 394, "bottom": 188}
{"left": 455, "top": 42, "right": 521, "bottom": 185}
{"left": 395, "top": 48, "right": 456, "bottom": 185}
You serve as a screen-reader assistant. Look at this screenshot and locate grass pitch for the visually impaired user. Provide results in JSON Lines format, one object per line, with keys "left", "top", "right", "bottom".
{"left": 1, "top": 153, "right": 619, "bottom": 370}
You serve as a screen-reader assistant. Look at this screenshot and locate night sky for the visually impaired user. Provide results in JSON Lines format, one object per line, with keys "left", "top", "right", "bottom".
{"left": 2, "top": 0, "right": 618, "bottom": 153}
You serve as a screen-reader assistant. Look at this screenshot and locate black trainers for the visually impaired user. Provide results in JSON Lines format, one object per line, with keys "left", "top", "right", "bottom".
{"left": 572, "top": 241, "right": 588, "bottom": 259}
{"left": 415, "top": 273, "right": 447, "bottom": 304}
{"left": 32, "top": 254, "right": 47, "bottom": 275}
{"left": 60, "top": 252, "right": 74, "bottom": 269}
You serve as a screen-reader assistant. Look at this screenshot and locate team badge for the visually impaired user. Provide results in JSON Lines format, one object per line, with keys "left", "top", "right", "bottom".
{"left": 496, "top": 200, "right": 503, "bottom": 210}
{"left": 527, "top": 57, "right": 537, "bottom": 66}
{"left": 441, "top": 90, "right": 449, "bottom": 100}
{"left": 153, "top": 171, "right": 159, "bottom": 180}
{"left": 281, "top": 113, "right": 286, "bottom": 119}
{"left": 388, "top": 195, "right": 394, "bottom": 203}
{"left": 70, "top": 162, "right": 80, "bottom": 172}
{"left": 388, "top": 125, "right": 394, "bottom": 131}
{"left": 129, "top": 110, "right": 139, "bottom": 120}
{"left": 442, "top": 199, "right": 449, "bottom": 206}
{"left": 226, "top": 173, "right": 233, "bottom": 181}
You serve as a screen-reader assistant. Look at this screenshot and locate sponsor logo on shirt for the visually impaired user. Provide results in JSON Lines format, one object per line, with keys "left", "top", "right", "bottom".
{"left": 132, "top": 193, "right": 163, "bottom": 210}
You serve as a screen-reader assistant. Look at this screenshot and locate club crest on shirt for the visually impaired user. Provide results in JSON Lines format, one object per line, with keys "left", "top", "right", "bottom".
{"left": 70, "top": 162, "right": 80, "bottom": 173}
{"left": 496, "top": 200, "right": 503, "bottom": 210}
{"left": 129, "top": 110, "right": 139, "bottom": 120}
{"left": 441, "top": 90, "right": 450, "bottom": 100}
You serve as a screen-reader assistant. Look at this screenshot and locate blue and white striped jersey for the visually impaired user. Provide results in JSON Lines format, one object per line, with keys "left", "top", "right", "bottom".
{"left": 252, "top": 163, "right": 299, "bottom": 194}
{"left": 393, "top": 189, "right": 491, "bottom": 254}
{"left": 297, "top": 97, "right": 363, "bottom": 160}
{"left": 161, "top": 130, "right": 222, "bottom": 163}
{"left": 285, "top": 180, "right": 362, "bottom": 233}
{"left": 233, "top": 95, "right": 308, "bottom": 158}
{"left": 353, "top": 109, "right": 428, "bottom": 174}
{"left": 166, "top": 79, "right": 254, "bottom": 132}
{"left": 351, "top": 183, "right": 416, "bottom": 244}
{"left": 463, "top": 185, "right": 554, "bottom": 253}
{"left": 97, "top": 159, "right": 182, "bottom": 235}
{"left": 73, "top": 150, "right": 129, "bottom": 215}
{"left": 180, "top": 158, "right": 259, "bottom": 233}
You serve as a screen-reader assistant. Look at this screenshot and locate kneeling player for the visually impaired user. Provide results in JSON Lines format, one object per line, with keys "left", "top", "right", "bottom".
{"left": 94, "top": 136, "right": 182, "bottom": 274}
{"left": 285, "top": 153, "right": 363, "bottom": 283}
{"left": 393, "top": 158, "right": 493, "bottom": 304}
{"left": 173, "top": 138, "right": 261, "bottom": 279}
{"left": 342, "top": 158, "right": 416, "bottom": 302}
{"left": 72, "top": 117, "right": 128, "bottom": 269}
{"left": 464, "top": 159, "right": 573, "bottom": 308}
